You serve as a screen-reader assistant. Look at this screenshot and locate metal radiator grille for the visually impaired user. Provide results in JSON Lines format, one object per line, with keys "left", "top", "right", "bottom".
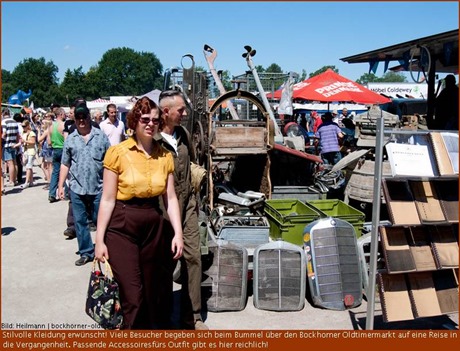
{"left": 253, "top": 241, "right": 306, "bottom": 311}
{"left": 204, "top": 242, "right": 248, "bottom": 312}
{"left": 308, "top": 219, "right": 362, "bottom": 310}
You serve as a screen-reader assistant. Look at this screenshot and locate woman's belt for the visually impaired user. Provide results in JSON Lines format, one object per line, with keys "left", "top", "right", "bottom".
{"left": 116, "top": 197, "right": 159, "bottom": 208}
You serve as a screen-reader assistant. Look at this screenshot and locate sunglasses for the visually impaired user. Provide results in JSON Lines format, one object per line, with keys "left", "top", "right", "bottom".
{"left": 139, "top": 117, "right": 160, "bottom": 125}
{"left": 75, "top": 114, "right": 89, "bottom": 120}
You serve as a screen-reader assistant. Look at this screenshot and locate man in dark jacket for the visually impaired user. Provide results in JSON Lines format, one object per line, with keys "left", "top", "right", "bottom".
{"left": 157, "top": 90, "right": 208, "bottom": 330}
{"left": 434, "top": 74, "right": 459, "bottom": 130}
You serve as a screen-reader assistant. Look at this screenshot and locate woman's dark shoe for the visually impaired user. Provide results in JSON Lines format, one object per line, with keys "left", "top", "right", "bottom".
{"left": 75, "top": 256, "right": 92, "bottom": 266}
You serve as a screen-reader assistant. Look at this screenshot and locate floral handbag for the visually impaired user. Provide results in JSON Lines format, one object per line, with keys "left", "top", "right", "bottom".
{"left": 85, "top": 259, "right": 123, "bottom": 329}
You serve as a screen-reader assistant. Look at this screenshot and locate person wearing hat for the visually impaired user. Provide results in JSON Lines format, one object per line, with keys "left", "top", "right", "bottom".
{"left": 63, "top": 103, "right": 101, "bottom": 239}
{"left": 58, "top": 98, "right": 111, "bottom": 266}
{"left": 315, "top": 112, "right": 344, "bottom": 165}
{"left": 309, "top": 110, "right": 322, "bottom": 133}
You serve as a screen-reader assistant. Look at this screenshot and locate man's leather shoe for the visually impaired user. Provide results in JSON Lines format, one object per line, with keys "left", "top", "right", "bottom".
{"left": 63, "top": 227, "right": 76, "bottom": 239}
{"left": 75, "top": 256, "right": 92, "bottom": 266}
{"left": 48, "top": 196, "right": 58, "bottom": 203}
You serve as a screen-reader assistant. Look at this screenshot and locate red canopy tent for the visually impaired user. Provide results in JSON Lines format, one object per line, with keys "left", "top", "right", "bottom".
{"left": 268, "top": 69, "right": 391, "bottom": 105}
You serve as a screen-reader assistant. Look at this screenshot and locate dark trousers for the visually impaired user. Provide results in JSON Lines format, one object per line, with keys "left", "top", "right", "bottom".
{"left": 179, "top": 194, "right": 203, "bottom": 328}
{"left": 70, "top": 191, "right": 99, "bottom": 258}
{"left": 321, "top": 151, "right": 342, "bottom": 165}
{"left": 49, "top": 148, "right": 68, "bottom": 199}
{"left": 67, "top": 201, "right": 74, "bottom": 228}
{"left": 105, "top": 199, "right": 174, "bottom": 330}
{"left": 15, "top": 153, "right": 23, "bottom": 184}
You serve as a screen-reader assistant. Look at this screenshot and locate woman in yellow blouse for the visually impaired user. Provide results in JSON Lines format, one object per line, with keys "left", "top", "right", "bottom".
{"left": 95, "top": 97, "right": 183, "bottom": 329}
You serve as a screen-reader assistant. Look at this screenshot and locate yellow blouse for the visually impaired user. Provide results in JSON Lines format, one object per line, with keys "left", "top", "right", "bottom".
{"left": 103, "top": 137, "right": 174, "bottom": 200}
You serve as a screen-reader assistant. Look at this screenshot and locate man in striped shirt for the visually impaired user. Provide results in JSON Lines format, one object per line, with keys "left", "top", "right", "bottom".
{"left": 2, "top": 109, "right": 20, "bottom": 186}
{"left": 315, "top": 111, "right": 344, "bottom": 165}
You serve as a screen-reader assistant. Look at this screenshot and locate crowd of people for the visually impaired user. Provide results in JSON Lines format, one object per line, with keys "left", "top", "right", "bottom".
{"left": 294, "top": 107, "right": 357, "bottom": 165}
{"left": 1, "top": 93, "right": 208, "bottom": 330}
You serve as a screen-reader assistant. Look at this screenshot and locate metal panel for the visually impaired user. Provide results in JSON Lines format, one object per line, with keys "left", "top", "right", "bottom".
{"left": 253, "top": 241, "right": 306, "bottom": 311}
{"left": 304, "top": 218, "right": 363, "bottom": 310}
{"left": 203, "top": 240, "right": 248, "bottom": 312}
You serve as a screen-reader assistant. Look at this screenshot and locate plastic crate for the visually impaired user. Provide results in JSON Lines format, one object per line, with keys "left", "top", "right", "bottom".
{"left": 264, "top": 199, "right": 322, "bottom": 246}
{"left": 271, "top": 186, "right": 324, "bottom": 202}
{"left": 212, "top": 215, "right": 270, "bottom": 255}
{"left": 306, "top": 199, "right": 365, "bottom": 237}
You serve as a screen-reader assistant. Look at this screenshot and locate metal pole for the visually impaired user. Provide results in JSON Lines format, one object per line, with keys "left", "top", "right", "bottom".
{"left": 365, "top": 109, "right": 384, "bottom": 330}
{"left": 426, "top": 58, "right": 437, "bottom": 128}
{"left": 246, "top": 74, "right": 250, "bottom": 119}
{"left": 271, "top": 78, "right": 274, "bottom": 103}
{"left": 249, "top": 67, "right": 282, "bottom": 137}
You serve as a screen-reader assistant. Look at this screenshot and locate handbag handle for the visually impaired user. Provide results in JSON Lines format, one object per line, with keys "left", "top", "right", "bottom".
{"left": 92, "top": 259, "right": 115, "bottom": 280}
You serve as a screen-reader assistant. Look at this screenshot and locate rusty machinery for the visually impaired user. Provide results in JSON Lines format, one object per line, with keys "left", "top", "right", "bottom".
{"left": 164, "top": 54, "right": 209, "bottom": 167}
{"left": 167, "top": 47, "right": 295, "bottom": 211}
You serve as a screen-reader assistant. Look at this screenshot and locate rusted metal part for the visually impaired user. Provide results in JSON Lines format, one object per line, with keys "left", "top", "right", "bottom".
{"left": 193, "top": 120, "right": 206, "bottom": 166}
{"left": 242, "top": 45, "right": 283, "bottom": 138}
{"left": 209, "top": 89, "right": 267, "bottom": 115}
{"left": 207, "top": 89, "right": 272, "bottom": 210}
{"left": 209, "top": 90, "right": 270, "bottom": 155}
{"left": 272, "top": 143, "right": 323, "bottom": 164}
{"left": 203, "top": 44, "right": 239, "bottom": 120}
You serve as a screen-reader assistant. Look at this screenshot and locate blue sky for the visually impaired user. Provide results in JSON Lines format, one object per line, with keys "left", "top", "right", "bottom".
{"left": 1, "top": 1, "right": 458, "bottom": 83}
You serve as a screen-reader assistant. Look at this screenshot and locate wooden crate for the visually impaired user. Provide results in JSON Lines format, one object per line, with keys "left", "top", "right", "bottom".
{"left": 212, "top": 126, "right": 267, "bottom": 155}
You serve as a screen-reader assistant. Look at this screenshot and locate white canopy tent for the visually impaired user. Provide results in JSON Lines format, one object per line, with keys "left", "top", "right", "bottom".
{"left": 87, "top": 98, "right": 115, "bottom": 110}
{"left": 133, "top": 89, "right": 161, "bottom": 104}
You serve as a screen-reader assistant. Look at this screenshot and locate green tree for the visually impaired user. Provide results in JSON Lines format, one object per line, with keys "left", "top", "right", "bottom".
{"left": 220, "top": 70, "right": 233, "bottom": 91}
{"left": 255, "top": 65, "right": 265, "bottom": 73}
{"left": 380, "top": 71, "right": 407, "bottom": 82}
{"left": 309, "top": 65, "right": 338, "bottom": 78}
{"left": 90, "top": 47, "right": 163, "bottom": 97}
{"left": 83, "top": 66, "right": 101, "bottom": 100}
{"left": 356, "top": 73, "right": 380, "bottom": 85}
{"left": 1, "top": 69, "right": 14, "bottom": 103}
{"left": 9, "top": 57, "right": 60, "bottom": 107}
{"left": 207, "top": 69, "right": 233, "bottom": 97}
{"left": 299, "top": 69, "right": 308, "bottom": 81}
{"left": 265, "top": 63, "right": 282, "bottom": 73}
{"left": 356, "top": 71, "right": 407, "bottom": 84}
{"left": 60, "top": 67, "right": 92, "bottom": 104}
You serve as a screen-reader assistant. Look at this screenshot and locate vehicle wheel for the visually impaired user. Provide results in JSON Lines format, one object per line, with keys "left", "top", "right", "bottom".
{"left": 410, "top": 45, "right": 431, "bottom": 83}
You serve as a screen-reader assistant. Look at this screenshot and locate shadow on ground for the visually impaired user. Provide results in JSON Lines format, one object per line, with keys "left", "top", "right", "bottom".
{"left": 2, "top": 227, "right": 17, "bottom": 236}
